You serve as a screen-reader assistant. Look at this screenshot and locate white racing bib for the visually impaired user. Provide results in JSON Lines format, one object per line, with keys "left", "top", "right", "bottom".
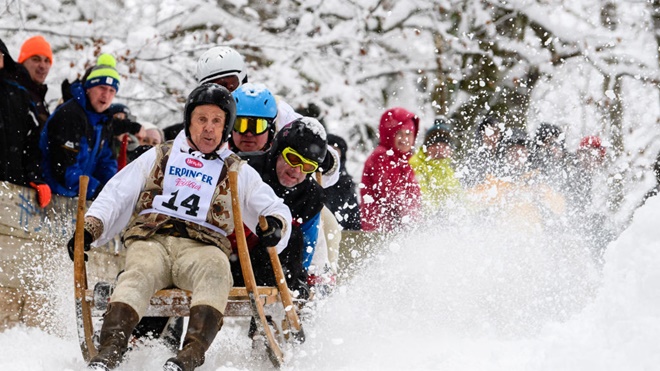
{"left": 143, "top": 138, "right": 228, "bottom": 235}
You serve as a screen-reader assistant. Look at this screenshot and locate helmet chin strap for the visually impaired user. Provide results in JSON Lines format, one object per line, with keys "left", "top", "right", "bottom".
{"left": 187, "top": 136, "right": 221, "bottom": 160}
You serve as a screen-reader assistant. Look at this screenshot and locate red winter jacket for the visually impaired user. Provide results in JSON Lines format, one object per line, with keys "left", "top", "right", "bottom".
{"left": 360, "top": 107, "right": 422, "bottom": 232}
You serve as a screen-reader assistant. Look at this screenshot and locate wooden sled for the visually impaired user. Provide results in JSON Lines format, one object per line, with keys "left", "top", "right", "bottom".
{"left": 73, "top": 172, "right": 305, "bottom": 368}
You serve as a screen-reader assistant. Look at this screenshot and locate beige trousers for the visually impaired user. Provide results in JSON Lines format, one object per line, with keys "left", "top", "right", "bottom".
{"left": 110, "top": 235, "right": 233, "bottom": 318}
{"left": 322, "top": 206, "right": 341, "bottom": 274}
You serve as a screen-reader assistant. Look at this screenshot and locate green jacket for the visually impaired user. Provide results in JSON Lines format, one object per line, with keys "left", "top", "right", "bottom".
{"left": 409, "top": 149, "right": 462, "bottom": 214}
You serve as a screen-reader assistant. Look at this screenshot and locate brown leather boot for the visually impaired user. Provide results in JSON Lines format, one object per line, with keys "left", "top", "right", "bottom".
{"left": 163, "top": 305, "right": 223, "bottom": 371}
{"left": 88, "top": 302, "right": 140, "bottom": 370}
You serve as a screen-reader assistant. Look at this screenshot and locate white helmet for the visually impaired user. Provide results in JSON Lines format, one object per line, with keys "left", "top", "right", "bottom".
{"left": 196, "top": 46, "right": 248, "bottom": 85}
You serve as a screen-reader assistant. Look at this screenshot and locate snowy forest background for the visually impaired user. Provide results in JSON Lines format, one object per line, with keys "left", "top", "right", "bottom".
{"left": 2, "top": 0, "right": 660, "bottom": 229}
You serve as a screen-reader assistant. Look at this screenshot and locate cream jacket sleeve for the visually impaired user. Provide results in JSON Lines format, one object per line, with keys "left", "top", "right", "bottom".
{"left": 238, "top": 163, "right": 292, "bottom": 253}
{"left": 86, "top": 147, "right": 155, "bottom": 246}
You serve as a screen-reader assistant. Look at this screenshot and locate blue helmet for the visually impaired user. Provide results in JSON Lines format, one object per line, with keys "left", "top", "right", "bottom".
{"left": 233, "top": 83, "right": 278, "bottom": 119}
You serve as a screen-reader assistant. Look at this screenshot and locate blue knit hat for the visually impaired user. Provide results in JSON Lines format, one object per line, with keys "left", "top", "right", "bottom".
{"left": 84, "top": 53, "right": 120, "bottom": 92}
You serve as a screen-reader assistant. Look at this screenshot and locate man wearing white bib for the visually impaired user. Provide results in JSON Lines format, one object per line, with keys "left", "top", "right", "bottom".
{"left": 67, "top": 83, "right": 291, "bottom": 371}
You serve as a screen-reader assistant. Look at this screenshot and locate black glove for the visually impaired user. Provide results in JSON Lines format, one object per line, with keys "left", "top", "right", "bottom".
{"left": 67, "top": 229, "right": 94, "bottom": 262}
{"left": 256, "top": 216, "right": 283, "bottom": 247}
{"left": 60, "top": 79, "right": 73, "bottom": 103}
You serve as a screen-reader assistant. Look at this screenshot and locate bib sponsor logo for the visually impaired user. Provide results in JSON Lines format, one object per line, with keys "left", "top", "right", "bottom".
{"left": 168, "top": 165, "right": 214, "bottom": 185}
{"left": 186, "top": 158, "right": 204, "bottom": 168}
{"left": 175, "top": 178, "right": 202, "bottom": 190}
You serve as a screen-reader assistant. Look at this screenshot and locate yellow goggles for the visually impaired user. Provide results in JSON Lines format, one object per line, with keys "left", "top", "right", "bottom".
{"left": 281, "top": 147, "right": 319, "bottom": 174}
{"left": 233, "top": 116, "right": 271, "bottom": 135}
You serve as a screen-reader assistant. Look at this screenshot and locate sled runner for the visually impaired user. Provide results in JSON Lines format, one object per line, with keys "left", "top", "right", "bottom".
{"left": 73, "top": 173, "right": 305, "bottom": 368}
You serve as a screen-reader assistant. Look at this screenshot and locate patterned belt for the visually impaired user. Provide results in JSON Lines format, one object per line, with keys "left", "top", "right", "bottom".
{"left": 155, "top": 220, "right": 189, "bottom": 238}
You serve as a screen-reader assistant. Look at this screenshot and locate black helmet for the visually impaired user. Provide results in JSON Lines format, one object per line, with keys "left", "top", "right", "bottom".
{"left": 272, "top": 117, "right": 327, "bottom": 164}
{"left": 183, "top": 83, "right": 236, "bottom": 146}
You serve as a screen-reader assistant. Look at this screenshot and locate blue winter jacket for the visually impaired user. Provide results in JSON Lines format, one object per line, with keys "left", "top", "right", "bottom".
{"left": 300, "top": 212, "right": 321, "bottom": 269}
{"left": 39, "top": 82, "right": 117, "bottom": 199}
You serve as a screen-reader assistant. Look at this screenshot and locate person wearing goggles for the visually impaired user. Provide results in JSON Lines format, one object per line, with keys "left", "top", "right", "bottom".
{"left": 229, "top": 83, "right": 278, "bottom": 153}
{"left": 275, "top": 146, "right": 319, "bottom": 187}
{"left": 236, "top": 117, "right": 336, "bottom": 299}
{"left": 281, "top": 146, "right": 319, "bottom": 173}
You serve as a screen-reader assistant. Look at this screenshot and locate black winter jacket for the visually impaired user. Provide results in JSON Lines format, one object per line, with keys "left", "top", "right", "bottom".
{"left": 7, "top": 61, "right": 49, "bottom": 130}
{"left": 0, "top": 39, "right": 44, "bottom": 186}
{"left": 325, "top": 134, "right": 361, "bottom": 230}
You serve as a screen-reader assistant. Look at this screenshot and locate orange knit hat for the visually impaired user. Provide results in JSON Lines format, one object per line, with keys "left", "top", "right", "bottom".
{"left": 18, "top": 36, "right": 53, "bottom": 64}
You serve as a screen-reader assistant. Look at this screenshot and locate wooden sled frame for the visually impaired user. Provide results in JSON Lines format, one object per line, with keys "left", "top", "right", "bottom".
{"left": 73, "top": 171, "right": 304, "bottom": 368}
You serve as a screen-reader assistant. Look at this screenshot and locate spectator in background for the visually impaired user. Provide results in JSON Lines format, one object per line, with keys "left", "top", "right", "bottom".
{"left": 0, "top": 38, "right": 51, "bottom": 208}
{"left": 126, "top": 122, "right": 163, "bottom": 163}
{"left": 495, "top": 128, "right": 534, "bottom": 180}
{"left": 141, "top": 122, "right": 164, "bottom": 147}
{"left": 409, "top": 118, "right": 461, "bottom": 216}
{"left": 40, "top": 53, "right": 120, "bottom": 200}
{"left": 8, "top": 35, "right": 53, "bottom": 129}
{"left": 469, "top": 128, "right": 565, "bottom": 232}
{"left": 116, "top": 122, "right": 163, "bottom": 167}
{"left": 107, "top": 102, "right": 133, "bottom": 122}
{"left": 162, "top": 123, "right": 181, "bottom": 142}
{"left": 325, "top": 133, "right": 361, "bottom": 230}
{"left": 107, "top": 103, "right": 147, "bottom": 170}
{"left": 530, "top": 122, "right": 570, "bottom": 191}
{"left": 641, "top": 149, "right": 660, "bottom": 205}
{"left": 461, "top": 116, "right": 505, "bottom": 187}
{"left": 567, "top": 135, "right": 607, "bottom": 213}
{"left": 360, "top": 107, "right": 421, "bottom": 233}
{"left": 107, "top": 102, "right": 147, "bottom": 142}
{"left": 567, "top": 135, "right": 613, "bottom": 260}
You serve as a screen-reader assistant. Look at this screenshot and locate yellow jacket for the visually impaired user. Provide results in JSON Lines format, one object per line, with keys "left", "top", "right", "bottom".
{"left": 409, "top": 150, "right": 462, "bottom": 215}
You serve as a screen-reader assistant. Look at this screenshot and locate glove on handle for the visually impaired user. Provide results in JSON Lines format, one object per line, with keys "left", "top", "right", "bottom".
{"left": 257, "top": 215, "right": 283, "bottom": 248}
{"left": 67, "top": 229, "right": 93, "bottom": 262}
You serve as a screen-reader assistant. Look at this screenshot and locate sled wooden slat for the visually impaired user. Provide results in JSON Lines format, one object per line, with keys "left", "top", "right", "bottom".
{"left": 73, "top": 175, "right": 96, "bottom": 362}
{"left": 145, "top": 287, "right": 282, "bottom": 317}
{"left": 86, "top": 287, "right": 286, "bottom": 317}
{"left": 228, "top": 170, "right": 285, "bottom": 367}
{"left": 259, "top": 216, "right": 305, "bottom": 343}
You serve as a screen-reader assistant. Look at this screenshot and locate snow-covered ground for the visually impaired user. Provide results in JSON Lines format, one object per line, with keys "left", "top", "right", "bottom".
{"left": 2, "top": 194, "right": 659, "bottom": 370}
